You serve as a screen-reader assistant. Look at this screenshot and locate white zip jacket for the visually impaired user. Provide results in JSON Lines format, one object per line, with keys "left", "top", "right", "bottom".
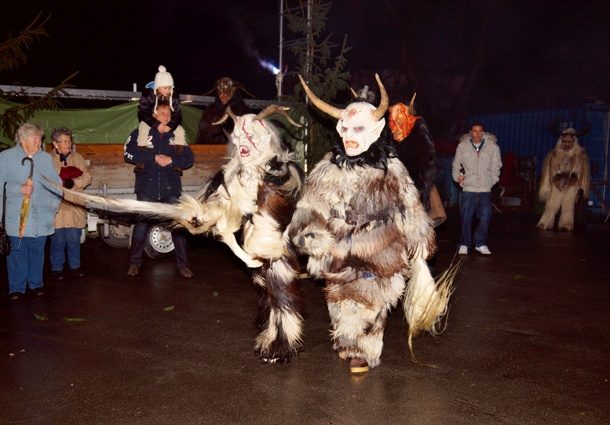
{"left": 452, "top": 132, "right": 502, "bottom": 193}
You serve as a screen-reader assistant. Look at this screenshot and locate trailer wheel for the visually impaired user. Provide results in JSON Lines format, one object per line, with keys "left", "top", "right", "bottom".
{"left": 144, "top": 224, "right": 175, "bottom": 259}
{"left": 100, "top": 223, "right": 131, "bottom": 249}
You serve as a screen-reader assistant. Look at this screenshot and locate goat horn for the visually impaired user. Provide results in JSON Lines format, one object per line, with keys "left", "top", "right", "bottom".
{"left": 371, "top": 73, "right": 389, "bottom": 120}
{"left": 298, "top": 75, "right": 342, "bottom": 119}
{"left": 408, "top": 92, "right": 417, "bottom": 114}
{"left": 212, "top": 106, "right": 238, "bottom": 126}
{"left": 212, "top": 114, "right": 228, "bottom": 125}
{"left": 255, "top": 105, "right": 302, "bottom": 127}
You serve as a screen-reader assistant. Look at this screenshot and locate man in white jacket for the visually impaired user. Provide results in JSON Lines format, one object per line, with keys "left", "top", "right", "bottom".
{"left": 452, "top": 123, "right": 502, "bottom": 255}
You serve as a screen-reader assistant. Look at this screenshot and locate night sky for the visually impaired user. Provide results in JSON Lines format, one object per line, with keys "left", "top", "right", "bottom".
{"left": 4, "top": 0, "right": 609, "bottom": 115}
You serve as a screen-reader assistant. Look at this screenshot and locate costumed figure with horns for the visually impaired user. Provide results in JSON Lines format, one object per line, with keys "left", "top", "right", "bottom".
{"left": 388, "top": 97, "right": 446, "bottom": 227}
{"left": 290, "top": 74, "right": 455, "bottom": 374}
{"left": 62, "top": 106, "right": 306, "bottom": 364}
{"left": 195, "top": 77, "right": 252, "bottom": 144}
{"left": 537, "top": 127, "right": 590, "bottom": 231}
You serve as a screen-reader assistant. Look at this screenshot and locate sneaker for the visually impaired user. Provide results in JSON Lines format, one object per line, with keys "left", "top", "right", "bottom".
{"left": 475, "top": 245, "right": 492, "bottom": 255}
{"left": 127, "top": 264, "right": 140, "bottom": 277}
{"left": 52, "top": 271, "right": 64, "bottom": 281}
{"left": 458, "top": 245, "right": 468, "bottom": 255}
{"left": 70, "top": 268, "right": 85, "bottom": 278}
{"left": 8, "top": 292, "right": 23, "bottom": 301}
{"left": 178, "top": 266, "right": 194, "bottom": 279}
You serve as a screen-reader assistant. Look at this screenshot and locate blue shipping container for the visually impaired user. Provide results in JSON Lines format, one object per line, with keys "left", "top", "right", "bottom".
{"left": 469, "top": 103, "right": 610, "bottom": 214}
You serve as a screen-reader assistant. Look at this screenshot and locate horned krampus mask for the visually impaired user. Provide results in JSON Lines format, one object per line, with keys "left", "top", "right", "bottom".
{"left": 214, "top": 106, "right": 300, "bottom": 165}
{"left": 299, "top": 74, "right": 389, "bottom": 156}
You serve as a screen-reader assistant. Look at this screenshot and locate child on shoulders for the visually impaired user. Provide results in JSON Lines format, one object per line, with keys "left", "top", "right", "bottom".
{"left": 137, "top": 65, "right": 187, "bottom": 146}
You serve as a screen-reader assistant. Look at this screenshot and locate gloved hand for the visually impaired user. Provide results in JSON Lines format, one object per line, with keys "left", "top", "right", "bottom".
{"left": 63, "top": 179, "right": 74, "bottom": 189}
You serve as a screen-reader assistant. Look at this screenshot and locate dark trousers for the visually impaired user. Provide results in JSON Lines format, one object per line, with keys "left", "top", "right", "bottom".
{"left": 459, "top": 191, "right": 492, "bottom": 247}
{"left": 128, "top": 196, "right": 189, "bottom": 269}
{"left": 7, "top": 236, "right": 47, "bottom": 293}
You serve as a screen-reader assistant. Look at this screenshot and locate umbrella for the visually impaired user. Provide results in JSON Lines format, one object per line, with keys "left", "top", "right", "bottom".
{"left": 19, "top": 157, "right": 34, "bottom": 239}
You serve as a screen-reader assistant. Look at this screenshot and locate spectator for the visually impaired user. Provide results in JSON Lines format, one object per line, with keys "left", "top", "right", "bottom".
{"left": 49, "top": 127, "right": 92, "bottom": 280}
{"left": 0, "top": 123, "right": 62, "bottom": 299}
{"left": 452, "top": 123, "right": 502, "bottom": 255}
{"left": 124, "top": 101, "right": 195, "bottom": 278}
{"left": 137, "top": 65, "right": 187, "bottom": 147}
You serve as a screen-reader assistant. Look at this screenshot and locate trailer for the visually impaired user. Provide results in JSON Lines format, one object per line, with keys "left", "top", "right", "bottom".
{"left": 0, "top": 85, "right": 294, "bottom": 257}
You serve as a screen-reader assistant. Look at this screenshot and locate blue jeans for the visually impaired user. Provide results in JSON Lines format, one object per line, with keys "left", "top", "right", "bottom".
{"left": 6, "top": 236, "right": 47, "bottom": 294}
{"left": 50, "top": 227, "right": 82, "bottom": 271}
{"left": 459, "top": 191, "right": 492, "bottom": 247}
{"left": 128, "top": 195, "right": 189, "bottom": 268}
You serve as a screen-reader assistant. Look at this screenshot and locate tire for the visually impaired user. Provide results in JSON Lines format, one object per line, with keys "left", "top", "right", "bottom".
{"left": 100, "top": 223, "right": 132, "bottom": 249}
{"left": 144, "top": 224, "right": 175, "bottom": 259}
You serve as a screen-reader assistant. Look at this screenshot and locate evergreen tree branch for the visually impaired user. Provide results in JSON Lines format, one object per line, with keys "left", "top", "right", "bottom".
{"left": 0, "top": 13, "right": 50, "bottom": 72}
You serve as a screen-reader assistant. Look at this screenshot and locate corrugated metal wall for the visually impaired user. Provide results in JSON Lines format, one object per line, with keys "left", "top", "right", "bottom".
{"left": 468, "top": 103, "right": 610, "bottom": 213}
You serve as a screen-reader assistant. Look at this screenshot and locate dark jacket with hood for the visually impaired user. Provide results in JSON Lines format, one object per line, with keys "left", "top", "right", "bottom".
{"left": 124, "top": 127, "right": 194, "bottom": 201}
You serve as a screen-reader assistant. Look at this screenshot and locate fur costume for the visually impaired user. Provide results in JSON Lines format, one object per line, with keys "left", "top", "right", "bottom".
{"left": 62, "top": 106, "right": 306, "bottom": 364}
{"left": 293, "top": 75, "right": 455, "bottom": 373}
{"left": 537, "top": 129, "right": 590, "bottom": 231}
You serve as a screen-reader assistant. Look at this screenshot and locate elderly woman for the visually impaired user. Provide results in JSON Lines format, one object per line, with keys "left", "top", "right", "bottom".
{"left": 49, "top": 127, "right": 92, "bottom": 280}
{"left": 0, "top": 123, "right": 62, "bottom": 300}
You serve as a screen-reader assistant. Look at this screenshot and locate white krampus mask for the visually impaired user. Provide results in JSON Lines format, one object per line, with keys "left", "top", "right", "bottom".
{"left": 232, "top": 115, "right": 273, "bottom": 165}
{"left": 299, "top": 74, "right": 388, "bottom": 156}
{"left": 214, "top": 106, "right": 301, "bottom": 166}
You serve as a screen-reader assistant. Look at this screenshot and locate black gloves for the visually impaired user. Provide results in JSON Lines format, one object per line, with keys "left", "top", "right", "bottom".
{"left": 63, "top": 179, "right": 74, "bottom": 189}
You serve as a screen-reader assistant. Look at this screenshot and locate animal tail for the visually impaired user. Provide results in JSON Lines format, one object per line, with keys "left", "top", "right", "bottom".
{"left": 59, "top": 186, "right": 207, "bottom": 234}
{"left": 402, "top": 252, "right": 459, "bottom": 358}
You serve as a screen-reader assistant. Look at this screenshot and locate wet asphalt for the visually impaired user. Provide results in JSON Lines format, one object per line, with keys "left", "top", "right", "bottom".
{"left": 0, "top": 209, "right": 608, "bottom": 425}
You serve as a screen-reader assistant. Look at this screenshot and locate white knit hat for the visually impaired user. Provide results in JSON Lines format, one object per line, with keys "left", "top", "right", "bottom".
{"left": 154, "top": 65, "right": 174, "bottom": 89}
{"left": 153, "top": 65, "right": 175, "bottom": 112}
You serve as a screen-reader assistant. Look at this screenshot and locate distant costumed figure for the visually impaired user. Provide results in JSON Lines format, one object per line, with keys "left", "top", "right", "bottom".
{"left": 289, "top": 74, "right": 455, "bottom": 374}
{"left": 62, "top": 106, "right": 306, "bottom": 364}
{"left": 537, "top": 127, "right": 590, "bottom": 231}
{"left": 195, "top": 77, "right": 251, "bottom": 144}
{"left": 388, "top": 97, "right": 446, "bottom": 227}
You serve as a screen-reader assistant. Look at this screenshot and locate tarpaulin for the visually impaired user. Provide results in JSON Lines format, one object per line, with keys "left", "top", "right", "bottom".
{"left": 0, "top": 98, "right": 202, "bottom": 146}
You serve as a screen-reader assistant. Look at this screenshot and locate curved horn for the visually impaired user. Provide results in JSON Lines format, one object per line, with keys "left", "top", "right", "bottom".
{"left": 238, "top": 84, "right": 257, "bottom": 99}
{"left": 212, "top": 114, "right": 229, "bottom": 126}
{"left": 255, "top": 105, "right": 302, "bottom": 127}
{"left": 408, "top": 92, "right": 417, "bottom": 114}
{"left": 371, "top": 73, "right": 389, "bottom": 120}
{"left": 212, "top": 106, "right": 239, "bottom": 126}
{"left": 298, "top": 75, "right": 342, "bottom": 119}
{"left": 202, "top": 86, "right": 216, "bottom": 96}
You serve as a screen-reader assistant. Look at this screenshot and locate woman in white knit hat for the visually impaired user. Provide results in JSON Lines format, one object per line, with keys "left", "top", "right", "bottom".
{"left": 136, "top": 65, "right": 187, "bottom": 147}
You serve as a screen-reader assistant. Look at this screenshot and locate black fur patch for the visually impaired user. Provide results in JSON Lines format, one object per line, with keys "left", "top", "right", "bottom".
{"left": 330, "top": 133, "right": 396, "bottom": 173}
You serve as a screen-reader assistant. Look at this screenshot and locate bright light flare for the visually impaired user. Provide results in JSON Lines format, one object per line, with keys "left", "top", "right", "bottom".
{"left": 259, "top": 59, "right": 280, "bottom": 75}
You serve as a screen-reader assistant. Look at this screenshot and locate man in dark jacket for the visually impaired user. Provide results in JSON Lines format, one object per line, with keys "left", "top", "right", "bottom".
{"left": 124, "top": 101, "right": 195, "bottom": 278}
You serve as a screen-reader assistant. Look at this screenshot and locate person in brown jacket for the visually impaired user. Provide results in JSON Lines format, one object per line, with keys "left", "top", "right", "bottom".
{"left": 49, "top": 127, "right": 92, "bottom": 280}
